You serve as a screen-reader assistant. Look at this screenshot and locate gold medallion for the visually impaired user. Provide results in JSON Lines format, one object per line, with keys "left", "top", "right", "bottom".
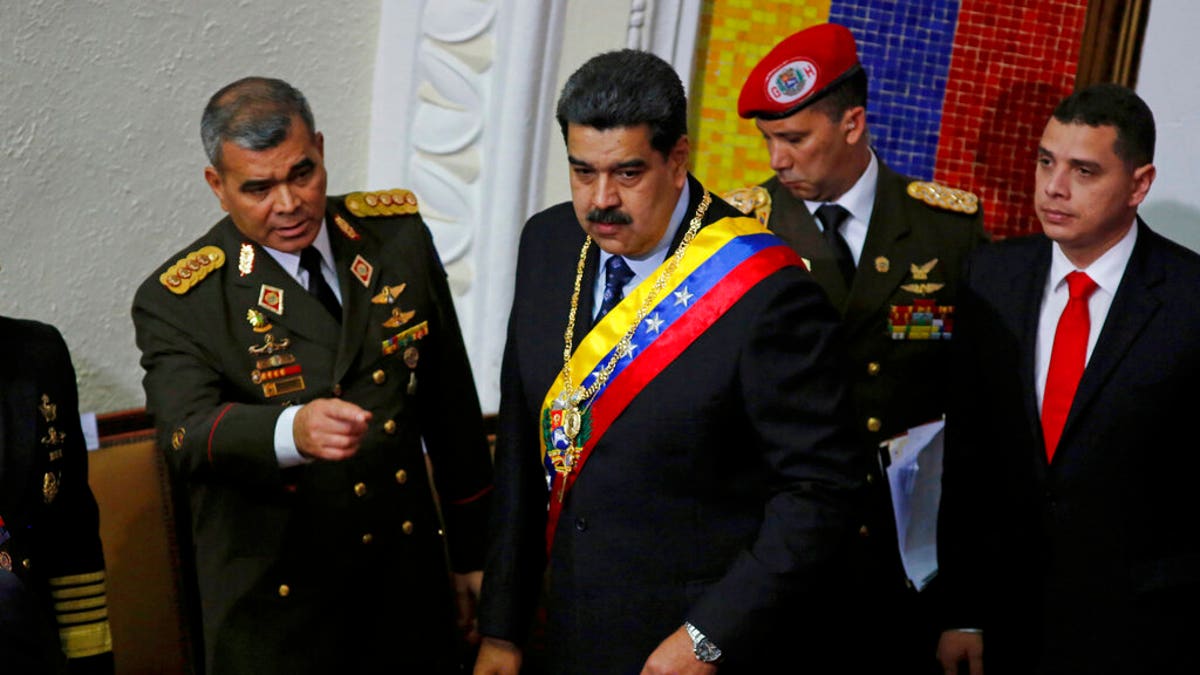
{"left": 43, "top": 471, "right": 60, "bottom": 503}
{"left": 39, "top": 394, "right": 57, "bottom": 422}
{"left": 563, "top": 407, "right": 582, "bottom": 440}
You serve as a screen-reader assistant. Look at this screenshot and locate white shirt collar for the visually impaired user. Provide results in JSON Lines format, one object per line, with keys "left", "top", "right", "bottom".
{"left": 1048, "top": 217, "right": 1138, "bottom": 294}
{"left": 262, "top": 219, "right": 335, "bottom": 280}
{"left": 804, "top": 149, "right": 878, "bottom": 229}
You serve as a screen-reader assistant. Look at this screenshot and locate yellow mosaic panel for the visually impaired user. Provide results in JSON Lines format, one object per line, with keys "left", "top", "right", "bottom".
{"left": 689, "top": 0, "right": 831, "bottom": 195}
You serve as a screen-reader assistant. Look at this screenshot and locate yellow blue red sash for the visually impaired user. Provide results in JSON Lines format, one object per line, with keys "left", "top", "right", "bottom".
{"left": 540, "top": 216, "right": 804, "bottom": 550}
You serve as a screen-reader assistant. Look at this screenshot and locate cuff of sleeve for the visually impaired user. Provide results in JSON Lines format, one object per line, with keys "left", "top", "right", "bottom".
{"left": 443, "top": 490, "right": 492, "bottom": 572}
{"left": 274, "top": 405, "right": 310, "bottom": 467}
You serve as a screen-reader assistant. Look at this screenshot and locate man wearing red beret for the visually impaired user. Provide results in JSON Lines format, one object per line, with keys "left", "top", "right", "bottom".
{"left": 736, "top": 23, "right": 988, "bottom": 674}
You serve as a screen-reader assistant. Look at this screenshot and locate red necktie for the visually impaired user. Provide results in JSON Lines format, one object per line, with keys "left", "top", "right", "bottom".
{"left": 1041, "top": 271, "right": 1098, "bottom": 460}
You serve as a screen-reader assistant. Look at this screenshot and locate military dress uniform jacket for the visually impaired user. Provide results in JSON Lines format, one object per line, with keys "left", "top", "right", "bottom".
{"left": 131, "top": 194, "right": 493, "bottom": 675}
{"left": 0, "top": 317, "right": 114, "bottom": 675}
{"left": 939, "top": 222, "right": 1200, "bottom": 674}
{"left": 761, "top": 159, "right": 986, "bottom": 671}
{"left": 477, "top": 175, "right": 863, "bottom": 673}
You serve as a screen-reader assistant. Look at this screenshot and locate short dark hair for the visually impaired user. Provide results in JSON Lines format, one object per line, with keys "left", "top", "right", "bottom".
{"left": 555, "top": 49, "right": 687, "bottom": 157}
{"left": 1052, "top": 83, "right": 1155, "bottom": 167}
{"left": 810, "top": 67, "right": 869, "bottom": 121}
{"left": 201, "top": 77, "right": 315, "bottom": 168}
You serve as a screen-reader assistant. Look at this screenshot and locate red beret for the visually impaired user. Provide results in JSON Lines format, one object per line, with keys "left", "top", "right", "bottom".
{"left": 738, "top": 23, "right": 862, "bottom": 120}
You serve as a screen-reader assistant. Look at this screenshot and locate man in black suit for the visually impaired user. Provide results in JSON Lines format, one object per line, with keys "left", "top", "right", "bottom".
{"left": 1, "top": 316, "right": 114, "bottom": 674}
{"left": 937, "top": 84, "right": 1198, "bottom": 674}
{"left": 132, "top": 77, "right": 493, "bottom": 674}
{"left": 734, "top": 23, "right": 988, "bottom": 673}
{"left": 474, "top": 49, "right": 861, "bottom": 674}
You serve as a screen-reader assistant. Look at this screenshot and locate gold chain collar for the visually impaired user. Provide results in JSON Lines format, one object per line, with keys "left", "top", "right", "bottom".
{"left": 557, "top": 190, "right": 713, "bottom": 408}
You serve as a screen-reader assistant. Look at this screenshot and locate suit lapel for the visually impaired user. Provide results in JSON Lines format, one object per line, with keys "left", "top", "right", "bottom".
{"left": 224, "top": 221, "right": 341, "bottom": 350}
{"left": 765, "top": 180, "right": 850, "bottom": 309}
{"left": 329, "top": 214, "right": 378, "bottom": 382}
{"left": 1059, "top": 220, "right": 1162, "bottom": 455}
{"left": 843, "top": 164, "right": 913, "bottom": 334}
{"left": 1014, "top": 241, "right": 1053, "bottom": 471}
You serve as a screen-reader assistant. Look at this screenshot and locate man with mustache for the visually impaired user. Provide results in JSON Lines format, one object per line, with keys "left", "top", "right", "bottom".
{"left": 734, "top": 23, "right": 988, "bottom": 674}
{"left": 131, "top": 77, "right": 493, "bottom": 674}
{"left": 473, "top": 50, "right": 862, "bottom": 674}
{"left": 937, "top": 84, "right": 1200, "bottom": 674}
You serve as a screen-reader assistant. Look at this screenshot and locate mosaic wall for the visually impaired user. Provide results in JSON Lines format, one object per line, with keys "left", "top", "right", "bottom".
{"left": 690, "top": 0, "right": 1089, "bottom": 238}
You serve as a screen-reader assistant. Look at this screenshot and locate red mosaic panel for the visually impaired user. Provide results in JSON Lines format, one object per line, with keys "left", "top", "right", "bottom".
{"left": 934, "top": 1, "right": 1088, "bottom": 238}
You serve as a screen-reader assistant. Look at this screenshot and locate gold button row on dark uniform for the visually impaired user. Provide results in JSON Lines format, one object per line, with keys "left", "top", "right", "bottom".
{"left": 277, "top": 364, "right": 414, "bottom": 598}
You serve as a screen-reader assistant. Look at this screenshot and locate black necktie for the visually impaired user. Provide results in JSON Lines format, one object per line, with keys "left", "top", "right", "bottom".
{"left": 595, "top": 255, "right": 635, "bottom": 324}
{"left": 299, "top": 247, "right": 341, "bottom": 322}
{"left": 816, "top": 203, "right": 856, "bottom": 287}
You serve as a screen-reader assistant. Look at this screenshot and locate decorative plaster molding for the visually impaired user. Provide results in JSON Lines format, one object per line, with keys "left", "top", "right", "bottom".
{"left": 628, "top": 0, "right": 703, "bottom": 92}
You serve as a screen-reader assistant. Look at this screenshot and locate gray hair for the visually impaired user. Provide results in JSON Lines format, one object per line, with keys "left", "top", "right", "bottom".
{"left": 200, "top": 77, "right": 315, "bottom": 168}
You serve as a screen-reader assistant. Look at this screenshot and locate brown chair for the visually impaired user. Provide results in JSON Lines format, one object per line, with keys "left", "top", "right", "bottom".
{"left": 90, "top": 411, "right": 197, "bottom": 675}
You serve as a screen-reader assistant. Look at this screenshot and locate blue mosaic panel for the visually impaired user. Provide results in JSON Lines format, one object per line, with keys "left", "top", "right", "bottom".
{"left": 828, "top": 0, "right": 962, "bottom": 180}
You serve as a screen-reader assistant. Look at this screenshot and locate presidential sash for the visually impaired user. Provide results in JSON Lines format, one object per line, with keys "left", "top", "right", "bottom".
{"left": 540, "top": 216, "right": 804, "bottom": 550}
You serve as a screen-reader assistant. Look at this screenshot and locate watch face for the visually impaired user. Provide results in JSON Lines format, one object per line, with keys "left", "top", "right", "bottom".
{"left": 695, "top": 638, "right": 722, "bottom": 663}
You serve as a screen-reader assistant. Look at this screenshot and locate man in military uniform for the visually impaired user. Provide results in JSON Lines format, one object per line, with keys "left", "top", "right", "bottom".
{"left": 735, "top": 24, "right": 988, "bottom": 673}
{"left": 131, "top": 77, "right": 493, "bottom": 674}
{"left": 1, "top": 315, "right": 114, "bottom": 674}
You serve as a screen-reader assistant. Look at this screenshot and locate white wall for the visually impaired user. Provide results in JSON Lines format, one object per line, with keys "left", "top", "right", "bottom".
{"left": 1137, "top": 1, "right": 1200, "bottom": 251}
{"left": 0, "top": 1, "right": 381, "bottom": 413}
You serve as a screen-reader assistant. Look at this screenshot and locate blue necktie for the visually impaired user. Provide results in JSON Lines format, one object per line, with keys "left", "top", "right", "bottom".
{"left": 595, "top": 255, "right": 635, "bottom": 323}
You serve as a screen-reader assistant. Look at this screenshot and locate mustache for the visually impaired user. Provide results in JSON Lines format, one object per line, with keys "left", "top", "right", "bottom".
{"left": 586, "top": 208, "right": 633, "bottom": 225}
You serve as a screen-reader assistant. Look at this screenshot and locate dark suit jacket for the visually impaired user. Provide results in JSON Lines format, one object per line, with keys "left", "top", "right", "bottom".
{"left": 939, "top": 221, "right": 1200, "bottom": 674}
{"left": 764, "top": 160, "right": 986, "bottom": 670}
{"left": 132, "top": 196, "right": 493, "bottom": 674}
{"left": 0, "top": 317, "right": 113, "bottom": 675}
{"left": 477, "top": 176, "right": 863, "bottom": 673}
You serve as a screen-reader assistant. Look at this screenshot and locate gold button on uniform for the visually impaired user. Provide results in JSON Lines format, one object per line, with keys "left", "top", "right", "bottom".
{"left": 354, "top": 482, "right": 368, "bottom": 497}
{"left": 372, "top": 369, "right": 386, "bottom": 384}
{"left": 866, "top": 362, "right": 881, "bottom": 376}
{"left": 21, "top": 558, "right": 31, "bottom": 570}
{"left": 394, "top": 469, "right": 408, "bottom": 484}
{"left": 332, "top": 384, "right": 343, "bottom": 397}
{"left": 866, "top": 473, "right": 874, "bottom": 484}
{"left": 278, "top": 584, "right": 290, "bottom": 597}
{"left": 859, "top": 525, "right": 870, "bottom": 537}
{"left": 383, "top": 419, "right": 397, "bottom": 435}
{"left": 402, "top": 521, "right": 414, "bottom": 535}
{"left": 866, "top": 417, "right": 882, "bottom": 432}
{"left": 361, "top": 533, "right": 374, "bottom": 545}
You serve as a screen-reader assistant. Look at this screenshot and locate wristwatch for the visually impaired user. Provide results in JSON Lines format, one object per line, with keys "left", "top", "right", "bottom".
{"left": 685, "top": 621, "right": 723, "bottom": 663}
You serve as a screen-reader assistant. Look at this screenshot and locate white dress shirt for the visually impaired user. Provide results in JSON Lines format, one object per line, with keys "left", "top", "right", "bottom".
{"left": 1034, "top": 220, "right": 1138, "bottom": 410}
{"left": 262, "top": 221, "right": 340, "bottom": 467}
{"left": 593, "top": 181, "right": 691, "bottom": 319}
{"left": 804, "top": 150, "right": 879, "bottom": 266}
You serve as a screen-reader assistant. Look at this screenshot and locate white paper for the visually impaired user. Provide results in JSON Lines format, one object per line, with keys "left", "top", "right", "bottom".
{"left": 880, "top": 418, "right": 945, "bottom": 591}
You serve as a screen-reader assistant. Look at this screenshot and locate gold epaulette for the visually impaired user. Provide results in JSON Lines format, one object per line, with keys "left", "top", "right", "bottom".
{"left": 159, "top": 246, "right": 225, "bottom": 295}
{"left": 721, "top": 185, "right": 772, "bottom": 226}
{"left": 344, "top": 189, "right": 420, "bottom": 218}
{"left": 906, "top": 181, "right": 980, "bottom": 215}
